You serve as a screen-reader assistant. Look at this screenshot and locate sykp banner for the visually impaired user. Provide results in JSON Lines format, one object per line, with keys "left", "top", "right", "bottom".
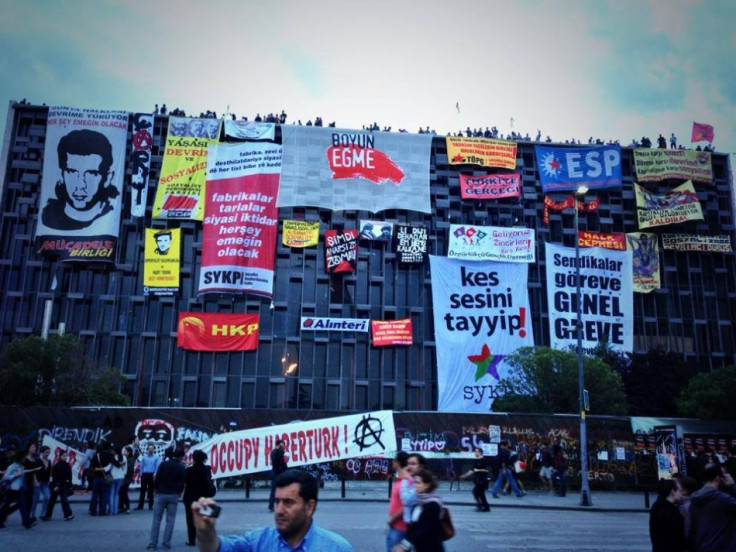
{"left": 448, "top": 225, "right": 535, "bottom": 263}
{"left": 446, "top": 137, "right": 517, "bottom": 169}
{"left": 152, "top": 117, "right": 221, "bottom": 220}
{"left": 35, "top": 106, "right": 128, "bottom": 262}
{"left": 282, "top": 220, "right": 320, "bottom": 248}
{"left": 635, "top": 181, "right": 703, "bottom": 229}
{"left": 459, "top": 173, "right": 521, "bottom": 199}
{"left": 535, "top": 145, "right": 622, "bottom": 193}
{"left": 430, "top": 256, "right": 534, "bottom": 412}
{"left": 662, "top": 234, "right": 732, "bottom": 253}
{"left": 143, "top": 228, "right": 181, "bottom": 296}
{"left": 129, "top": 113, "right": 154, "bottom": 218}
{"left": 371, "top": 319, "right": 413, "bottom": 346}
{"left": 633, "top": 149, "right": 712, "bottom": 183}
{"left": 41, "top": 435, "right": 86, "bottom": 486}
{"left": 300, "top": 317, "right": 369, "bottom": 332}
{"left": 198, "top": 142, "right": 281, "bottom": 297}
{"left": 177, "top": 312, "right": 259, "bottom": 352}
{"left": 279, "top": 126, "right": 432, "bottom": 213}
{"left": 224, "top": 120, "right": 276, "bottom": 140}
{"left": 626, "top": 232, "right": 660, "bottom": 293}
{"left": 325, "top": 229, "right": 358, "bottom": 273}
{"left": 393, "top": 225, "right": 428, "bottom": 268}
{"left": 578, "top": 231, "right": 626, "bottom": 250}
{"left": 190, "top": 411, "right": 397, "bottom": 478}
{"left": 545, "top": 242, "right": 633, "bottom": 352}
{"left": 359, "top": 220, "right": 393, "bottom": 241}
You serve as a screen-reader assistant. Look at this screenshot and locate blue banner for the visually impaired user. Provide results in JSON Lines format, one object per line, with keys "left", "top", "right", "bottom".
{"left": 535, "top": 145, "right": 622, "bottom": 193}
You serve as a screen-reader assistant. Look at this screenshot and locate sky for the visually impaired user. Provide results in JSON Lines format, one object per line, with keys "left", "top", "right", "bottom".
{"left": 1, "top": 0, "right": 735, "bottom": 155}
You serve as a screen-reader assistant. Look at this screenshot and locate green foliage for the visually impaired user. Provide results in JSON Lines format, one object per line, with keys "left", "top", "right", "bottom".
{"left": 493, "top": 346, "right": 627, "bottom": 415}
{"left": 677, "top": 366, "right": 736, "bottom": 419}
{"left": 0, "top": 334, "right": 129, "bottom": 406}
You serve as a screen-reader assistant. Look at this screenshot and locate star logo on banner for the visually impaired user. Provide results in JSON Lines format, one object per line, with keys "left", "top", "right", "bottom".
{"left": 452, "top": 153, "right": 465, "bottom": 163}
{"left": 467, "top": 344, "right": 504, "bottom": 381}
{"left": 541, "top": 152, "right": 563, "bottom": 178}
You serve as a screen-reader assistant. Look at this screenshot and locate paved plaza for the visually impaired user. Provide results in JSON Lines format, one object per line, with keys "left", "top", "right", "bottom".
{"left": 0, "top": 483, "right": 653, "bottom": 551}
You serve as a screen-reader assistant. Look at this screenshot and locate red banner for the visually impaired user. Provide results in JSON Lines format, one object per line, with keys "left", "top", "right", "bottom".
{"left": 578, "top": 230, "right": 626, "bottom": 250}
{"left": 371, "top": 318, "right": 413, "bottom": 346}
{"left": 177, "top": 312, "right": 259, "bottom": 351}
{"left": 459, "top": 173, "right": 521, "bottom": 200}
{"left": 325, "top": 229, "right": 358, "bottom": 273}
{"left": 691, "top": 122, "right": 714, "bottom": 143}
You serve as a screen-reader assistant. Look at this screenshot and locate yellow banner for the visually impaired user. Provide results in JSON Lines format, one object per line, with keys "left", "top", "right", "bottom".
{"left": 633, "top": 149, "right": 712, "bottom": 183}
{"left": 635, "top": 181, "right": 703, "bottom": 229}
{"left": 626, "top": 232, "right": 660, "bottom": 293}
{"left": 152, "top": 118, "right": 220, "bottom": 220}
{"left": 282, "top": 220, "right": 320, "bottom": 248}
{"left": 144, "top": 228, "right": 181, "bottom": 295}
{"left": 445, "top": 137, "right": 517, "bottom": 169}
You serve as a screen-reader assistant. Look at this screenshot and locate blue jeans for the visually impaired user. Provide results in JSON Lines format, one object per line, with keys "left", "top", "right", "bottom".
{"left": 491, "top": 467, "right": 522, "bottom": 497}
{"left": 32, "top": 483, "right": 50, "bottom": 519}
{"left": 109, "top": 478, "right": 123, "bottom": 514}
{"left": 150, "top": 493, "right": 180, "bottom": 548}
{"left": 386, "top": 527, "right": 406, "bottom": 552}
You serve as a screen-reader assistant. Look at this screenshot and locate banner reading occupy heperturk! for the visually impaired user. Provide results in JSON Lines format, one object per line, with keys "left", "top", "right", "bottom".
{"left": 198, "top": 142, "right": 281, "bottom": 297}
{"left": 35, "top": 106, "right": 128, "bottom": 261}
{"left": 545, "top": 242, "right": 633, "bottom": 352}
{"left": 430, "top": 256, "right": 534, "bottom": 412}
{"left": 279, "top": 126, "right": 432, "bottom": 213}
{"left": 190, "top": 410, "right": 396, "bottom": 478}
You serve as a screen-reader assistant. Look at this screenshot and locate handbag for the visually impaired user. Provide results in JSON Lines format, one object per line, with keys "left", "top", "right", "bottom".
{"left": 206, "top": 479, "right": 217, "bottom": 498}
{"left": 440, "top": 507, "right": 455, "bottom": 541}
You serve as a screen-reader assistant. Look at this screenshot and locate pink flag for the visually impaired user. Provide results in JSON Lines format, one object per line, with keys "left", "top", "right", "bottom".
{"left": 691, "top": 122, "right": 714, "bottom": 143}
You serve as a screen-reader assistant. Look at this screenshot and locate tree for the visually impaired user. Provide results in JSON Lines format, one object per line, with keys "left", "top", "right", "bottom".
{"left": 493, "top": 346, "right": 627, "bottom": 415}
{"left": 0, "top": 334, "right": 129, "bottom": 406}
{"left": 677, "top": 366, "right": 736, "bottom": 419}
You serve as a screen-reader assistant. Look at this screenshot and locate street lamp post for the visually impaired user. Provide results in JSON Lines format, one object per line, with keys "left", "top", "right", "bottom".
{"left": 574, "top": 185, "right": 592, "bottom": 507}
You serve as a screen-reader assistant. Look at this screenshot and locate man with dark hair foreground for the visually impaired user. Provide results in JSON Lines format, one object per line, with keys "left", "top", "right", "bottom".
{"left": 192, "top": 468, "right": 352, "bottom": 552}
{"left": 689, "top": 463, "right": 736, "bottom": 552}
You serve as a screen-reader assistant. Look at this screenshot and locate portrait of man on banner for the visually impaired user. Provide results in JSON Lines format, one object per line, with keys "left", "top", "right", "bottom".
{"left": 41, "top": 129, "right": 119, "bottom": 231}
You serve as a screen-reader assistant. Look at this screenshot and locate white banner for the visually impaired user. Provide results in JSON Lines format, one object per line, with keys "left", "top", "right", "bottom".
{"left": 224, "top": 120, "right": 276, "bottom": 140}
{"left": 448, "top": 225, "right": 535, "bottom": 262}
{"left": 41, "top": 435, "right": 86, "bottom": 486}
{"left": 545, "top": 242, "right": 633, "bottom": 352}
{"left": 300, "top": 316, "right": 370, "bottom": 332}
{"left": 279, "top": 126, "right": 432, "bottom": 213}
{"left": 191, "top": 411, "right": 396, "bottom": 478}
{"left": 429, "top": 256, "right": 534, "bottom": 412}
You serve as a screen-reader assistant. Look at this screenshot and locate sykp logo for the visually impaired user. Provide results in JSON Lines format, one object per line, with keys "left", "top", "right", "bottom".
{"left": 467, "top": 344, "right": 504, "bottom": 381}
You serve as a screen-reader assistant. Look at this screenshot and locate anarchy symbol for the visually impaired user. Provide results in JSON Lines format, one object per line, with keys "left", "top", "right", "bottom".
{"left": 353, "top": 415, "right": 385, "bottom": 452}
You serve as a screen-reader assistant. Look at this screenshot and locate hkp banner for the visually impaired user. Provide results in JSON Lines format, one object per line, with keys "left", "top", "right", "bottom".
{"left": 430, "top": 256, "right": 534, "bottom": 412}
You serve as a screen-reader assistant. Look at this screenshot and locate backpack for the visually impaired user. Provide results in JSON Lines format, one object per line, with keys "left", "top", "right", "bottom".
{"left": 440, "top": 507, "right": 455, "bottom": 541}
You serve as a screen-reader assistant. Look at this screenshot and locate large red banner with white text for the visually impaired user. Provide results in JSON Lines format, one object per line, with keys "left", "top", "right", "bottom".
{"left": 177, "top": 312, "right": 260, "bottom": 352}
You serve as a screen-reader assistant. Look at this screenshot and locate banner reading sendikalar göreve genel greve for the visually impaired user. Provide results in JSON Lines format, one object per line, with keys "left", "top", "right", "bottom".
{"left": 35, "top": 107, "right": 129, "bottom": 262}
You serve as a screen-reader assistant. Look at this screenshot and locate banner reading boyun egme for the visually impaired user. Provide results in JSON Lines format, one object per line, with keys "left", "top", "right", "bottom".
{"left": 198, "top": 142, "right": 281, "bottom": 297}
{"left": 35, "top": 106, "right": 128, "bottom": 262}
{"left": 545, "top": 242, "right": 632, "bottom": 352}
{"left": 279, "top": 126, "right": 432, "bottom": 213}
{"left": 430, "top": 256, "right": 534, "bottom": 412}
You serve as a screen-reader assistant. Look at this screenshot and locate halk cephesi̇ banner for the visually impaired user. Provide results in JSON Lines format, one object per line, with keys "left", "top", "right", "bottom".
{"left": 430, "top": 256, "right": 534, "bottom": 412}
{"left": 635, "top": 181, "right": 703, "bottom": 229}
{"left": 35, "top": 106, "right": 128, "bottom": 261}
{"left": 143, "top": 227, "right": 181, "bottom": 296}
{"left": 633, "top": 149, "right": 712, "bottom": 183}
{"left": 446, "top": 137, "right": 517, "bottom": 169}
{"left": 545, "top": 242, "right": 633, "bottom": 353}
{"left": 191, "top": 411, "right": 396, "bottom": 478}
{"left": 152, "top": 117, "right": 221, "bottom": 220}
{"left": 279, "top": 126, "right": 432, "bottom": 213}
{"left": 448, "top": 225, "right": 535, "bottom": 262}
{"left": 177, "top": 312, "right": 259, "bottom": 352}
{"left": 535, "top": 145, "right": 622, "bottom": 193}
{"left": 198, "top": 142, "right": 281, "bottom": 297}
{"left": 626, "top": 232, "right": 661, "bottom": 293}
{"left": 459, "top": 173, "right": 521, "bottom": 199}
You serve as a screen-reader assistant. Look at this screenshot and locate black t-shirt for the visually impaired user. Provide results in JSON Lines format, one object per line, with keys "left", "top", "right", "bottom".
{"left": 270, "top": 447, "right": 287, "bottom": 475}
{"left": 472, "top": 457, "right": 489, "bottom": 485}
{"left": 23, "top": 456, "right": 42, "bottom": 486}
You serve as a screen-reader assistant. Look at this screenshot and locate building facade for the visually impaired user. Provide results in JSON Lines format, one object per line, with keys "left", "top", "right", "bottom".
{"left": 1, "top": 102, "right": 734, "bottom": 410}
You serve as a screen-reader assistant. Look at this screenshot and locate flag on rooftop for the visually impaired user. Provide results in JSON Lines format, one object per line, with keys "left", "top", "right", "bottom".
{"left": 691, "top": 122, "right": 714, "bottom": 143}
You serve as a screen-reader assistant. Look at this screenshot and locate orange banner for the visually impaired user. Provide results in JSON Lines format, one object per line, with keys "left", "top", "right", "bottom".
{"left": 371, "top": 318, "right": 413, "bottom": 346}
{"left": 446, "top": 137, "right": 517, "bottom": 169}
{"left": 177, "top": 312, "right": 259, "bottom": 351}
{"left": 578, "top": 231, "right": 626, "bottom": 250}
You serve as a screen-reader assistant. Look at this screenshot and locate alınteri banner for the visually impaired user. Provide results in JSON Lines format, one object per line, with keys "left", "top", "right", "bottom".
{"left": 35, "top": 106, "right": 128, "bottom": 261}
{"left": 430, "top": 256, "right": 534, "bottom": 412}
{"left": 191, "top": 410, "right": 397, "bottom": 478}
{"left": 545, "top": 242, "right": 633, "bottom": 353}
